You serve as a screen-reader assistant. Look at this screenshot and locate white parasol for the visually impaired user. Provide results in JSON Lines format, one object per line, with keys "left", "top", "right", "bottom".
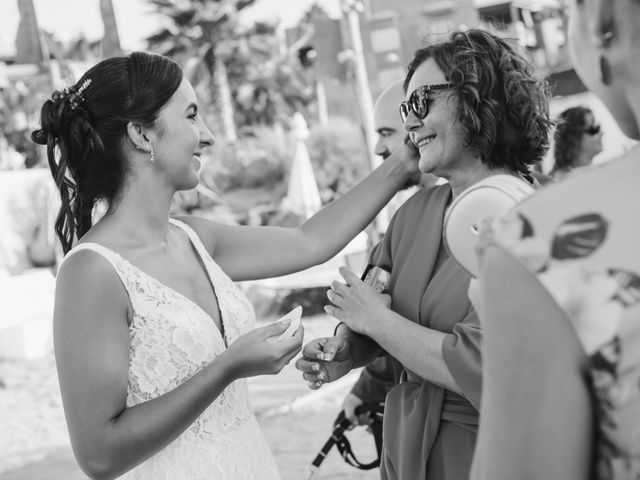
{"left": 282, "top": 113, "right": 321, "bottom": 219}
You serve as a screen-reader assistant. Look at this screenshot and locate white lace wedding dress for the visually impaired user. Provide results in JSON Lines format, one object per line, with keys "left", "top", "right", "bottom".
{"left": 64, "top": 219, "right": 281, "bottom": 479}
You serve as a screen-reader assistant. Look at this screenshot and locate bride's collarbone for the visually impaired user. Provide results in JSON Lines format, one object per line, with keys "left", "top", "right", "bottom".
{"left": 117, "top": 244, "right": 223, "bottom": 325}
{"left": 148, "top": 252, "right": 221, "bottom": 312}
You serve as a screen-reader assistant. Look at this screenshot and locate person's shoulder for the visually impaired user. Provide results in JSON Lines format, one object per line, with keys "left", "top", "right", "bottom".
{"left": 57, "top": 245, "right": 117, "bottom": 286}
{"left": 172, "top": 214, "right": 217, "bottom": 239}
{"left": 172, "top": 214, "right": 209, "bottom": 229}
{"left": 55, "top": 246, "right": 131, "bottom": 327}
{"left": 529, "top": 170, "right": 554, "bottom": 187}
{"left": 386, "top": 184, "right": 451, "bottom": 233}
{"left": 399, "top": 182, "right": 451, "bottom": 213}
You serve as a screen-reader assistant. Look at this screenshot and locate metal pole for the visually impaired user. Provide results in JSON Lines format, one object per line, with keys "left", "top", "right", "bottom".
{"left": 316, "top": 80, "right": 328, "bottom": 125}
{"left": 341, "top": 0, "right": 377, "bottom": 170}
{"left": 340, "top": 0, "right": 388, "bottom": 235}
{"left": 100, "top": 0, "right": 123, "bottom": 57}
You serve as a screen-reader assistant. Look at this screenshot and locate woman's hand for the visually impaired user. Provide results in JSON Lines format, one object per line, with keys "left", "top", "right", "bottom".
{"left": 295, "top": 336, "right": 354, "bottom": 389}
{"left": 225, "top": 321, "right": 303, "bottom": 379}
{"left": 341, "top": 392, "right": 370, "bottom": 426}
{"left": 388, "top": 134, "right": 421, "bottom": 181}
{"left": 325, "top": 267, "right": 391, "bottom": 337}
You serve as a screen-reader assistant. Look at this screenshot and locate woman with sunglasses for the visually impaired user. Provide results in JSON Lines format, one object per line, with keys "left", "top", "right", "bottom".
{"left": 296, "top": 29, "right": 551, "bottom": 480}
{"left": 550, "top": 106, "right": 603, "bottom": 180}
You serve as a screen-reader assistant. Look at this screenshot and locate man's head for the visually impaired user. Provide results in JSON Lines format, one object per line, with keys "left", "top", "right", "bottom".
{"left": 374, "top": 80, "right": 436, "bottom": 188}
{"left": 374, "top": 80, "right": 406, "bottom": 161}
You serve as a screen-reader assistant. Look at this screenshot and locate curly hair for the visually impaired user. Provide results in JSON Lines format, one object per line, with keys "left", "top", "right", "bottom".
{"left": 31, "top": 52, "right": 182, "bottom": 253}
{"left": 403, "top": 29, "right": 552, "bottom": 175}
{"left": 551, "top": 106, "right": 593, "bottom": 173}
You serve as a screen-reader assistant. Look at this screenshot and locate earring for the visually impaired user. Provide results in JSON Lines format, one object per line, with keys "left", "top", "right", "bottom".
{"left": 135, "top": 143, "right": 155, "bottom": 163}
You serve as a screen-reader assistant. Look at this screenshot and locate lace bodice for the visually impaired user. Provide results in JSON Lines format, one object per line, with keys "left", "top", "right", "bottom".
{"left": 64, "top": 219, "right": 280, "bottom": 479}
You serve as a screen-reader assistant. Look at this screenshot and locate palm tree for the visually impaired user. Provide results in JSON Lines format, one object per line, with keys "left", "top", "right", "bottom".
{"left": 225, "top": 21, "right": 315, "bottom": 128}
{"left": 146, "top": 0, "right": 314, "bottom": 139}
{"left": 147, "top": 0, "right": 257, "bottom": 142}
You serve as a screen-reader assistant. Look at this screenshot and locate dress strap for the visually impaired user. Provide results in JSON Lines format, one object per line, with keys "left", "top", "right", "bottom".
{"left": 63, "top": 242, "right": 123, "bottom": 270}
{"left": 170, "top": 218, "right": 211, "bottom": 262}
{"left": 61, "top": 243, "right": 133, "bottom": 302}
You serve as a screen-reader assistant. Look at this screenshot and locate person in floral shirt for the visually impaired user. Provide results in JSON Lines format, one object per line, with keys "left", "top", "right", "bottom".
{"left": 469, "top": 0, "right": 640, "bottom": 479}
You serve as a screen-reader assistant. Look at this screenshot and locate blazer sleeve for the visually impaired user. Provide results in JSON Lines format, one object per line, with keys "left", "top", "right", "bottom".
{"left": 368, "top": 208, "right": 399, "bottom": 271}
{"left": 442, "top": 307, "right": 482, "bottom": 409}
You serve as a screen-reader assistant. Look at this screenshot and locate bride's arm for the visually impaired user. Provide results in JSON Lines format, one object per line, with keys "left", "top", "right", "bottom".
{"left": 179, "top": 144, "right": 418, "bottom": 281}
{"left": 55, "top": 251, "right": 300, "bottom": 479}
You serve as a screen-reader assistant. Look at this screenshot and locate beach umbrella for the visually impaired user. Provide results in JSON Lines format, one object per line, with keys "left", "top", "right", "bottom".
{"left": 283, "top": 113, "right": 321, "bottom": 219}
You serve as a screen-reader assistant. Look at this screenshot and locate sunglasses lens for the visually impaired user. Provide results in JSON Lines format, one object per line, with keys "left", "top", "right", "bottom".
{"left": 400, "top": 84, "right": 450, "bottom": 122}
{"left": 399, "top": 103, "right": 408, "bottom": 123}
{"left": 410, "top": 90, "right": 428, "bottom": 119}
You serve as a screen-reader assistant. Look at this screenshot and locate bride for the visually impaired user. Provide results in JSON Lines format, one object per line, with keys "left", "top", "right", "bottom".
{"left": 31, "top": 51, "right": 418, "bottom": 479}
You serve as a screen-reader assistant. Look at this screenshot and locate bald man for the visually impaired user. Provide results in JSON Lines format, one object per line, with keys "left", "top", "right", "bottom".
{"left": 340, "top": 81, "right": 437, "bottom": 429}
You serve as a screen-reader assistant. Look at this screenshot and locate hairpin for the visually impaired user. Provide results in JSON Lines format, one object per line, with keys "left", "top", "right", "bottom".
{"left": 51, "top": 79, "right": 92, "bottom": 110}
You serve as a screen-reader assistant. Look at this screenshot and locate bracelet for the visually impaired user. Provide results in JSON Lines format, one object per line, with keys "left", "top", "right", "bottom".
{"left": 333, "top": 322, "right": 346, "bottom": 336}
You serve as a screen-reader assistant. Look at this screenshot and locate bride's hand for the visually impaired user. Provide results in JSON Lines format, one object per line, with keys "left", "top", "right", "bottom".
{"left": 225, "top": 321, "right": 303, "bottom": 379}
{"left": 387, "top": 134, "right": 421, "bottom": 182}
{"left": 295, "top": 336, "right": 354, "bottom": 389}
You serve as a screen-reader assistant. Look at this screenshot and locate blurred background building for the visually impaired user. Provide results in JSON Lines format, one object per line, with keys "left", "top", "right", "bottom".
{"left": 289, "top": 0, "right": 582, "bottom": 108}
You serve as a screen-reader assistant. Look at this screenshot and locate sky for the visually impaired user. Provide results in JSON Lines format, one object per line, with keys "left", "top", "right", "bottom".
{"left": 0, "top": 0, "right": 341, "bottom": 55}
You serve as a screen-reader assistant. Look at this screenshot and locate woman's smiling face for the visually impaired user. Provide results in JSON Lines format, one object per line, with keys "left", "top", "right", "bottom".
{"left": 403, "top": 58, "right": 479, "bottom": 181}
{"left": 149, "top": 78, "right": 215, "bottom": 190}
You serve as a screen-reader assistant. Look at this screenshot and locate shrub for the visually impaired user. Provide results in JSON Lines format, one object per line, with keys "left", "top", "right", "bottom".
{"left": 305, "top": 118, "right": 370, "bottom": 203}
{"left": 201, "top": 125, "right": 292, "bottom": 192}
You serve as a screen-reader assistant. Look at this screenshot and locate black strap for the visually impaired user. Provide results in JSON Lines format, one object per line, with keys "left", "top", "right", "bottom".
{"left": 309, "top": 402, "right": 384, "bottom": 472}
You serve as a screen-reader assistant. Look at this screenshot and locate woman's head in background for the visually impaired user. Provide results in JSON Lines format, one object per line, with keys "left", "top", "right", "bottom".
{"left": 552, "top": 106, "right": 603, "bottom": 176}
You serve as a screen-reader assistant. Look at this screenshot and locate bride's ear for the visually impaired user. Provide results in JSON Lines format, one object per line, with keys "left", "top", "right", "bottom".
{"left": 126, "top": 122, "right": 152, "bottom": 153}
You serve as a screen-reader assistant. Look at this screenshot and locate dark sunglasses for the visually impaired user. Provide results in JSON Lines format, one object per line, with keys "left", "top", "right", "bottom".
{"left": 584, "top": 124, "right": 601, "bottom": 135}
{"left": 399, "top": 83, "right": 452, "bottom": 123}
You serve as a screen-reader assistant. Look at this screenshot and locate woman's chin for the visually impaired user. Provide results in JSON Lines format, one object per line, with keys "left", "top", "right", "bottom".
{"left": 418, "top": 157, "right": 435, "bottom": 175}
{"left": 179, "top": 173, "right": 200, "bottom": 191}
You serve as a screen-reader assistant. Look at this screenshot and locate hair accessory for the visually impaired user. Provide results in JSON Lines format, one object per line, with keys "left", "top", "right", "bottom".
{"left": 51, "top": 78, "right": 92, "bottom": 110}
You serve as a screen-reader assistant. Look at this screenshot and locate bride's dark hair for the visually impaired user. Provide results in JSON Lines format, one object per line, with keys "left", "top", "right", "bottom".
{"left": 31, "top": 51, "right": 182, "bottom": 254}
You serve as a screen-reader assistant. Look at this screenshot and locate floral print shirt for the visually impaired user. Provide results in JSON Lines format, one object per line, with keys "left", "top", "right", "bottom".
{"left": 489, "top": 153, "right": 640, "bottom": 479}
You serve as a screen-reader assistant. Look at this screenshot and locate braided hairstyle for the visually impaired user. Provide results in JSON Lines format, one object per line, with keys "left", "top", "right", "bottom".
{"left": 404, "top": 29, "right": 552, "bottom": 175}
{"left": 31, "top": 52, "right": 182, "bottom": 254}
